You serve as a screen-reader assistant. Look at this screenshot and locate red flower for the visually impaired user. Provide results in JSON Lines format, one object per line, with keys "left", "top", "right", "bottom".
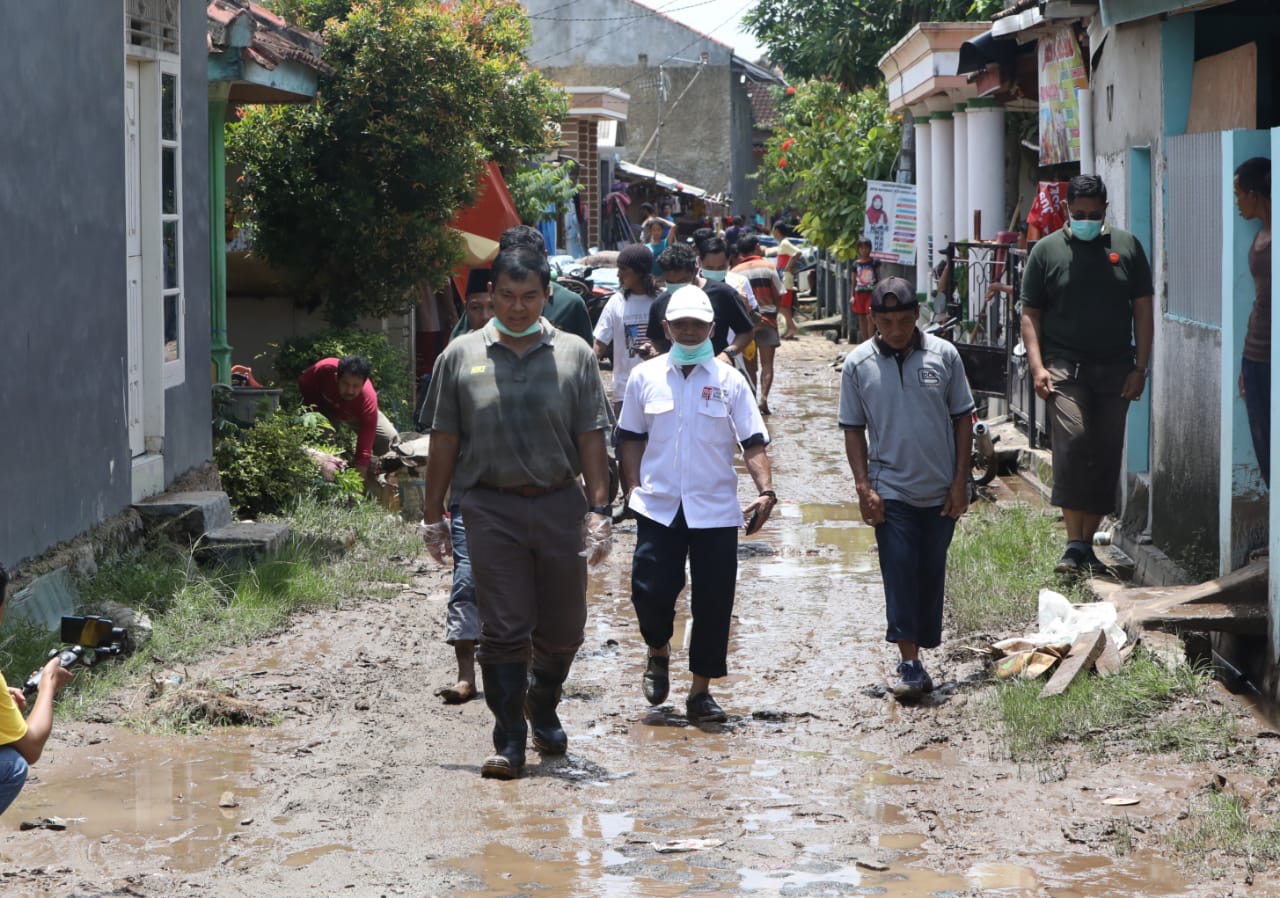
{"left": 785, "top": 86, "right": 796, "bottom": 95}
{"left": 778, "top": 157, "right": 788, "bottom": 168}
{"left": 781, "top": 138, "right": 796, "bottom": 151}
{"left": 1109, "top": 252, "right": 1120, "bottom": 264}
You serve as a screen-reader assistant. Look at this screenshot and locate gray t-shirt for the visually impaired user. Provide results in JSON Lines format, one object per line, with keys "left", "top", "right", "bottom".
{"left": 838, "top": 331, "right": 976, "bottom": 507}
{"left": 427, "top": 319, "right": 611, "bottom": 500}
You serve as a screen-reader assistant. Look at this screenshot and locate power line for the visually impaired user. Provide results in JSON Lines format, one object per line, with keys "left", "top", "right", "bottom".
{"left": 530, "top": 0, "right": 720, "bottom": 24}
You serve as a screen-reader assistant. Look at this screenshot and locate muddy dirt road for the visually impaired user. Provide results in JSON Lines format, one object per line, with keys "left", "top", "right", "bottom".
{"left": 2, "top": 336, "right": 1275, "bottom": 897}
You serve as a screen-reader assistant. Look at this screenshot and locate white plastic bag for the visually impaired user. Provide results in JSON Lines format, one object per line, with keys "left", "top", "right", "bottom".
{"left": 1031, "top": 589, "right": 1127, "bottom": 649}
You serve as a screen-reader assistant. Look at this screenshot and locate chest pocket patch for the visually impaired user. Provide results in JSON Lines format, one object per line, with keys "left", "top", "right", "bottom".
{"left": 918, "top": 369, "right": 941, "bottom": 387}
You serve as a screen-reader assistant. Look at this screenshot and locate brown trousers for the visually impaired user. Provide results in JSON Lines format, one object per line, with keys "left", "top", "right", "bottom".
{"left": 459, "top": 483, "right": 588, "bottom": 664}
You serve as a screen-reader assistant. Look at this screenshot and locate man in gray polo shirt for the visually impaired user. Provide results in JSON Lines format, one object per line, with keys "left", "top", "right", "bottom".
{"left": 838, "top": 277, "right": 974, "bottom": 701}
{"left": 421, "top": 247, "right": 613, "bottom": 779}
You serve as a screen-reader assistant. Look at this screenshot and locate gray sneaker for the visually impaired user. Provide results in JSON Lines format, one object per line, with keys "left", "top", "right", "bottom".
{"left": 891, "top": 660, "right": 933, "bottom": 701}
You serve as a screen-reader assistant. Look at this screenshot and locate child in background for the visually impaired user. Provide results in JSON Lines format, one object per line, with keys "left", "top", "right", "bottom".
{"left": 772, "top": 222, "right": 802, "bottom": 339}
{"left": 851, "top": 237, "right": 879, "bottom": 344}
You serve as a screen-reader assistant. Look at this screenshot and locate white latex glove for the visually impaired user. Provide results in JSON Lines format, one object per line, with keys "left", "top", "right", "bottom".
{"left": 419, "top": 520, "right": 453, "bottom": 564}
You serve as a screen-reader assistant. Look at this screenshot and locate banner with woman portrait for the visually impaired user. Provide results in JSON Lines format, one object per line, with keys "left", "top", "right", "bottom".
{"left": 863, "top": 180, "right": 917, "bottom": 266}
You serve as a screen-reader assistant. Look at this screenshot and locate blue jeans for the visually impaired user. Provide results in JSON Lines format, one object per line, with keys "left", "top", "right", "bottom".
{"left": 875, "top": 500, "right": 956, "bottom": 649}
{"left": 444, "top": 507, "right": 481, "bottom": 644}
{"left": 1243, "top": 357, "right": 1270, "bottom": 488}
{"left": 0, "top": 746, "right": 29, "bottom": 816}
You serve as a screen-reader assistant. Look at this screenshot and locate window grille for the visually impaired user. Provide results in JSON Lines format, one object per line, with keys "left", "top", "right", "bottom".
{"left": 126, "top": 0, "right": 180, "bottom": 55}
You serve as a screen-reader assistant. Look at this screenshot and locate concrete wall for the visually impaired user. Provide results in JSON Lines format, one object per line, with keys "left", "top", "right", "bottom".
{"left": 522, "top": 0, "right": 740, "bottom": 205}
{"left": 729, "top": 73, "right": 757, "bottom": 213}
{"left": 0, "top": 0, "right": 211, "bottom": 568}
{"left": 167, "top": 0, "right": 214, "bottom": 484}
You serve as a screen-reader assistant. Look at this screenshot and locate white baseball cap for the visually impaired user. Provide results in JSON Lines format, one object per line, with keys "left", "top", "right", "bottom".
{"left": 665, "top": 285, "right": 715, "bottom": 323}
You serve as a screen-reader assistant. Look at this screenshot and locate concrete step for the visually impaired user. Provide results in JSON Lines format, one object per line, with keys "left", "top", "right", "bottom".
{"left": 134, "top": 491, "right": 233, "bottom": 541}
{"left": 197, "top": 521, "right": 290, "bottom": 565}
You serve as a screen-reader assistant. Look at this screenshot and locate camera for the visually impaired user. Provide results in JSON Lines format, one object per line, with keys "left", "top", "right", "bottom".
{"left": 22, "top": 615, "right": 130, "bottom": 698}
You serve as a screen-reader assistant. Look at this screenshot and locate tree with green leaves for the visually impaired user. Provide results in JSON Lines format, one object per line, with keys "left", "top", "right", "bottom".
{"left": 755, "top": 81, "right": 902, "bottom": 259}
{"left": 227, "top": 0, "right": 567, "bottom": 324}
{"left": 744, "top": 0, "right": 1003, "bottom": 87}
{"left": 507, "top": 159, "right": 582, "bottom": 226}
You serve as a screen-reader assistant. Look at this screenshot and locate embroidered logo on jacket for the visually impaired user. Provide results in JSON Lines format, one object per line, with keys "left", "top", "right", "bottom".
{"left": 918, "top": 369, "right": 941, "bottom": 386}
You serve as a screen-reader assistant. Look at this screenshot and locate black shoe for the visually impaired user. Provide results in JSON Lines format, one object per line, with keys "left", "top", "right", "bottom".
{"left": 525, "top": 654, "right": 573, "bottom": 755}
{"left": 891, "top": 660, "right": 933, "bottom": 701}
{"left": 1054, "top": 546, "right": 1086, "bottom": 576}
{"left": 685, "top": 692, "right": 727, "bottom": 723}
{"left": 643, "top": 647, "right": 670, "bottom": 705}
{"left": 480, "top": 662, "right": 528, "bottom": 779}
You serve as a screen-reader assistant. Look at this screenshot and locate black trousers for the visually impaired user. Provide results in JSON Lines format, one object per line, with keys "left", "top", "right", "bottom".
{"left": 630, "top": 508, "right": 738, "bottom": 679}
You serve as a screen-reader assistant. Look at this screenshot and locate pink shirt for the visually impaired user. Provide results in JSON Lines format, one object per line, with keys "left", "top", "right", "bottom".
{"left": 298, "top": 358, "right": 380, "bottom": 466}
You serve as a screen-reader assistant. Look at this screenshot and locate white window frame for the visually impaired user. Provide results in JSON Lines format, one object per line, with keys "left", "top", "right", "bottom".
{"left": 159, "top": 59, "right": 184, "bottom": 387}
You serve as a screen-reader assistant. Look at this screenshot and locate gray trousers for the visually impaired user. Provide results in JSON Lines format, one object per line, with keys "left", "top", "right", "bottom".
{"left": 458, "top": 483, "right": 588, "bottom": 664}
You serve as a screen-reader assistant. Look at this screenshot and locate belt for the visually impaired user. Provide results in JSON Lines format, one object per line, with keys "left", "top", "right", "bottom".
{"left": 475, "top": 480, "right": 573, "bottom": 498}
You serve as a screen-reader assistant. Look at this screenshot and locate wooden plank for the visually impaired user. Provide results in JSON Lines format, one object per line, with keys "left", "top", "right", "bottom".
{"left": 1094, "top": 634, "right": 1122, "bottom": 678}
{"left": 1040, "top": 630, "right": 1106, "bottom": 698}
{"left": 1140, "top": 600, "right": 1267, "bottom": 636}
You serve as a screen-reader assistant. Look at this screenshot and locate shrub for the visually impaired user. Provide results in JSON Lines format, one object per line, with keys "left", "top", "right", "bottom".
{"left": 213, "top": 408, "right": 330, "bottom": 519}
{"left": 271, "top": 330, "right": 414, "bottom": 431}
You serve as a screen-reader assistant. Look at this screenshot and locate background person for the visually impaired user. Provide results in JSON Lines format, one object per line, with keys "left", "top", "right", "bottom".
{"left": 593, "top": 244, "right": 661, "bottom": 415}
{"left": 839, "top": 278, "right": 974, "bottom": 702}
{"left": 0, "top": 564, "right": 75, "bottom": 816}
{"left": 643, "top": 242, "right": 753, "bottom": 364}
{"left": 1020, "top": 174, "right": 1154, "bottom": 576}
{"left": 772, "top": 222, "right": 802, "bottom": 339}
{"left": 732, "top": 234, "right": 784, "bottom": 415}
{"left": 1235, "top": 156, "right": 1272, "bottom": 486}
{"left": 851, "top": 237, "right": 879, "bottom": 344}
{"left": 298, "top": 354, "right": 397, "bottom": 481}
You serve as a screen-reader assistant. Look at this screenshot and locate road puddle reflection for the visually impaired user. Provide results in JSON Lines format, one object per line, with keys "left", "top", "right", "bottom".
{"left": 4, "top": 727, "right": 274, "bottom": 873}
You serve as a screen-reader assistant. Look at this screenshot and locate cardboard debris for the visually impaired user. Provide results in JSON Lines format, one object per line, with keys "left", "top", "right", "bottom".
{"left": 1040, "top": 629, "right": 1107, "bottom": 698}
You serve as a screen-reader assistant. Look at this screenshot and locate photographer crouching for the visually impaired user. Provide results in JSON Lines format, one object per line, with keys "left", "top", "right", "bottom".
{"left": 0, "top": 563, "right": 74, "bottom": 815}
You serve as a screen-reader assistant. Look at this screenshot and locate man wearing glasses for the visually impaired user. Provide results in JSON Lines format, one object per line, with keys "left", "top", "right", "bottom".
{"left": 1020, "top": 174, "right": 1154, "bottom": 577}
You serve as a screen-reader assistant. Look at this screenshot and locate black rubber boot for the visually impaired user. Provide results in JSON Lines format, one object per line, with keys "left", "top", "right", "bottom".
{"left": 525, "top": 654, "right": 574, "bottom": 755}
{"left": 480, "top": 662, "right": 528, "bottom": 779}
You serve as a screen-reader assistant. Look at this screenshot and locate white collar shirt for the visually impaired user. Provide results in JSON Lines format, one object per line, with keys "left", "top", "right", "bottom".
{"left": 618, "top": 354, "right": 768, "bottom": 529}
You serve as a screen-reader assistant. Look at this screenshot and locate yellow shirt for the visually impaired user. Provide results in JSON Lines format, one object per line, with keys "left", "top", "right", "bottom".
{"left": 0, "top": 672, "right": 28, "bottom": 745}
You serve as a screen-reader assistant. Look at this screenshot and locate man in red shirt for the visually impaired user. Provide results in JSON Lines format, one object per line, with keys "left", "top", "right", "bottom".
{"left": 297, "top": 355, "right": 398, "bottom": 478}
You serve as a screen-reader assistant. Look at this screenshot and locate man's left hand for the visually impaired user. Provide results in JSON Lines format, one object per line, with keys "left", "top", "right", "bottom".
{"left": 7, "top": 687, "right": 26, "bottom": 712}
{"left": 1120, "top": 370, "right": 1146, "bottom": 401}
{"left": 942, "top": 479, "right": 969, "bottom": 519}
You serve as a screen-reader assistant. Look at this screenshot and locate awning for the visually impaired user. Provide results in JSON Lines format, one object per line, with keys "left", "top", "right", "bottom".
{"left": 957, "top": 30, "right": 1018, "bottom": 75}
{"left": 449, "top": 162, "right": 521, "bottom": 298}
{"left": 454, "top": 230, "right": 499, "bottom": 267}
{"left": 616, "top": 161, "right": 708, "bottom": 199}
{"left": 1099, "top": 0, "right": 1232, "bottom": 28}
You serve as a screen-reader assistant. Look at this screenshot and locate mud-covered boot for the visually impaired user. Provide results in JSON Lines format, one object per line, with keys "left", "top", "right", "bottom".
{"left": 525, "top": 654, "right": 574, "bottom": 755}
{"left": 480, "top": 662, "right": 528, "bottom": 779}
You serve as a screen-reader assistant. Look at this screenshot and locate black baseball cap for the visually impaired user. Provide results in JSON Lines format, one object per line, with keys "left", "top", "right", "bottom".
{"left": 870, "top": 277, "right": 919, "bottom": 313}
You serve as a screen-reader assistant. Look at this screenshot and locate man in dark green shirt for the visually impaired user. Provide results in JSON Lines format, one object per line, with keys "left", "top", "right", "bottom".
{"left": 450, "top": 225, "right": 594, "bottom": 346}
{"left": 1020, "top": 174, "right": 1154, "bottom": 577}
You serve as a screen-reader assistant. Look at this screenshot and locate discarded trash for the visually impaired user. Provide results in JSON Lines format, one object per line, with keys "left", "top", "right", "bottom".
{"left": 652, "top": 838, "right": 724, "bottom": 853}
{"left": 219, "top": 791, "right": 239, "bottom": 809}
{"left": 994, "top": 651, "right": 1059, "bottom": 680}
{"left": 1031, "top": 590, "right": 1127, "bottom": 649}
{"left": 20, "top": 817, "right": 68, "bottom": 831}
{"left": 1103, "top": 796, "right": 1140, "bottom": 806}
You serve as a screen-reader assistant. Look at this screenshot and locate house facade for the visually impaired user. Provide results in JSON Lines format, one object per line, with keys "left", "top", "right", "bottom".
{"left": 519, "top": 0, "right": 781, "bottom": 226}
{"left": 1, "top": 0, "right": 212, "bottom": 569}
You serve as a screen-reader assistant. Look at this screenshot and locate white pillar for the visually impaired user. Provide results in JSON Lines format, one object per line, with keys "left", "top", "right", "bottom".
{"left": 953, "top": 104, "right": 969, "bottom": 244}
{"left": 1078, "top": 87, "right": 1095, "bottom": 176}
{"left": 913, "top": 115, "right": 932, "bottom": 295}
{"left": 930, "top": 111, "right": 955, "bottom": 271}
{"left": 967, "top": 100, "right": 1006, "bottom": 244}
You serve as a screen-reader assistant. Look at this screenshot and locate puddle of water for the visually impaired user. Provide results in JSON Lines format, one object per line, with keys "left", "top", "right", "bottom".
{"left": 879, "top": 831, "right": 926, "bottom": 851}
{"left": 281, "top": 843, "right": 354, "bottom": 868}
{"left": 6, "top": 728, "right": 270, "bottom": 873}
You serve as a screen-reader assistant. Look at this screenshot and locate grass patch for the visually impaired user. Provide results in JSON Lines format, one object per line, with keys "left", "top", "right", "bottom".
{"left": 946, "top": 502, "right": 1089, "bottom": 635}
{"left": 2, "top": 496, "right": 419, "bottom": 731}
{"left": 986, "top": 646, "right": 1229, "bottom": 764}
{"left": 1168, "top": 791, "right": 1280, "bottom": 873}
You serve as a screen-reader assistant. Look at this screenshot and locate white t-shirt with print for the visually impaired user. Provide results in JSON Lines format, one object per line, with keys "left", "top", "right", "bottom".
{"left": 593, "top": 291, "right": 659, "bottom": 401}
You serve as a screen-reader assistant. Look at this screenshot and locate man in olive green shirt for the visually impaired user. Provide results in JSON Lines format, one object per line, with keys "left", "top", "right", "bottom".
{"left": 1020, "top": 174, "right": 1153, "bottom": 577}
{"left": 421, "top": 246, "right": 612, "bottom": 780}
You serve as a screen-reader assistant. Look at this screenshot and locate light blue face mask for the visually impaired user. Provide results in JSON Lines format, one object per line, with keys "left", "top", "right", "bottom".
{"left": 701, "top": 269, "right": 728, "bottom": 282}
{"left": 493, "top": 318, "right": 543, "bottom": 338}
{"left": 1069, "top": 217, "right": 1103, "bottom": 242}
{"left": 670, "top": 338, "right": 714, "bottom": 366}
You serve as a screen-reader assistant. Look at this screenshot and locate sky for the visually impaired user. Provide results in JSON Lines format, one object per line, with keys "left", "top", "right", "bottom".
{"left": 628, "top": 0, "right": 768, "bottom": 64}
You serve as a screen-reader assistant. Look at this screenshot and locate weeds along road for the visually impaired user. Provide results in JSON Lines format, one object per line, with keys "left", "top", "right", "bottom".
{"left": 1, "top": 336, "right": 1273, "bottom": 897}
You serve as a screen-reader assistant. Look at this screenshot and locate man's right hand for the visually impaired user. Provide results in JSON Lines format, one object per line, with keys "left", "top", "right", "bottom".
{"left": 857, "top": 487, "right": 885, "bottom": 527}
{"left": 1032, "top": 365, "right": 1055, "bottom": 400}
{"left": 39, "top": 656, "right": 74, "bottom": 694}
{"left": 420, "top": 519, "right": 453, "bottom": 564}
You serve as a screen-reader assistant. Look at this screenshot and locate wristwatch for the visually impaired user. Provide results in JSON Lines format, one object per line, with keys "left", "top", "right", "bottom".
{"left": 589, "top": 505, "right": 612, "bottom": 516}
{"left": 758, "top": 490, "right": 777, "bottom": 501}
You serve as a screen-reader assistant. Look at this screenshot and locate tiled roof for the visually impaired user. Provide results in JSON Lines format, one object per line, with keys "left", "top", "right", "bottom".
{"left": 208, "top": 0, "right": 335, "bottom": 76}
{"left": 749, "top": 83, "right": 777, "bottom": 129}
